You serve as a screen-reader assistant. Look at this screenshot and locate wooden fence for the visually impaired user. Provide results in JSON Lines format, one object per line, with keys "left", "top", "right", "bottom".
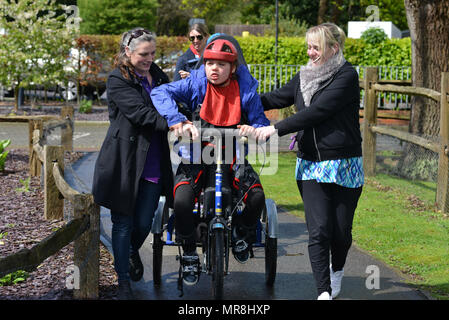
{"left": 361, "top": 67, "right": 449, "bottom": 213}
{"left": 0, "top": 108, "right": 100, "bottom": 299}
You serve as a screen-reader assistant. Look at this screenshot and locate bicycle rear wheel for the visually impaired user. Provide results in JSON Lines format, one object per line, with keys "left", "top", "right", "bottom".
{"left": 264, "top": 224, "right": 277, "bottom": 286}
{"left": 211, "top": 228, "right": 224, "bottom": 300}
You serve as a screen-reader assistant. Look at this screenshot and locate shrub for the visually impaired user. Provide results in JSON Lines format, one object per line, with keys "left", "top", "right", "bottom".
{"left": 0, "top": 139, "right": 11, "bottom": 171}
{"left": 361, "top": 27, "right": 388, "bottom": 45}
{"left": 0, "top": 270, "right": 29, "bottom": 286}
{"left": 235, "top": 35, "right": 308, "bottom": 65}
{"left": 79, "top": 99, "right": 93, "bottom": 114}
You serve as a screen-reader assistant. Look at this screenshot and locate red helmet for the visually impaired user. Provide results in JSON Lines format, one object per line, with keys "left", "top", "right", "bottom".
{"left": 203, "top": 39, "right": 238, "bottom": 63}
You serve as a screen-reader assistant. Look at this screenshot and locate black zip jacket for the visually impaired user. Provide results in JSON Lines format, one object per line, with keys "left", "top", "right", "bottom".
{"left": 261, "top": 61, "right": 362, "bottom": 161}
{"left": 173, "top": 47, "right": 198, "bottom": 81}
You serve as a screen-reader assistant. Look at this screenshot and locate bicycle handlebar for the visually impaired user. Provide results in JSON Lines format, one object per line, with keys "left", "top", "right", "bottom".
{"left": 177, "top": 127, "right": 249, "bottom": 144}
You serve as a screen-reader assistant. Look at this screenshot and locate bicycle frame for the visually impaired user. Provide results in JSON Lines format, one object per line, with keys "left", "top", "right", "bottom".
{"left": 152, "top": 127, "right": 278, "bottom": 297}
{"left": 207, "top": 131, "right": 231, "bottom": 278}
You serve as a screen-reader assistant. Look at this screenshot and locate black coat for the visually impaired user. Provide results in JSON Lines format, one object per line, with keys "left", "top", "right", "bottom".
{"left": 173, "top": 48, "right": 199, "bottom": 81}
{"left": 261, "top": 61, "right": 362, "bottom": 161}
{"left": 92, "top": 64, "right": 174, "bottom": 215}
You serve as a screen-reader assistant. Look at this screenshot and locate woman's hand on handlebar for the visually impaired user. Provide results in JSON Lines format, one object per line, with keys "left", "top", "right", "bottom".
{"left": 169, "top": 121, "right": 199, "bottom": 140}
{"left": 237, "top": 124, "right": 255, "bottom": 138}
{"left": 254, "top": 125, "right": 276, "bottom": 141}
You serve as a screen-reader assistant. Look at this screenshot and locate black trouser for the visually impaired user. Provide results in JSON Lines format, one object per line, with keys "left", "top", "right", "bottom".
{"left": 174, "top": 164, "right": 265, "bottom": 253}
{"left": 297, "top": 180, "right": 363, "bottom": 296}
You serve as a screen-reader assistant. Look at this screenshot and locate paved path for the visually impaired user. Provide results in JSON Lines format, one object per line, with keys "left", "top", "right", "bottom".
{"left": 65, "top": 152, "right": 428, "bottom": 300}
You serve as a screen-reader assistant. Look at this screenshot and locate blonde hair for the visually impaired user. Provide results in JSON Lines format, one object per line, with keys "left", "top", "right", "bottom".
{"left": 306, "top": 23, "right": 346, "bottom": 59}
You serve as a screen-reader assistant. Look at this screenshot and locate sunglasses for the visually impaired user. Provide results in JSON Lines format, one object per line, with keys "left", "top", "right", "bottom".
{"left": 189, "top": 35, "right": 204, "bottom": 42}
{"left": 127, "top": 29, "right": 152, "bottom": 47}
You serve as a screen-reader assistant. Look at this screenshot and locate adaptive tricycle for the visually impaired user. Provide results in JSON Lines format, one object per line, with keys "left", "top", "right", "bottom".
{"left": 151, "top": 128, "right": 278, "bottom": 299}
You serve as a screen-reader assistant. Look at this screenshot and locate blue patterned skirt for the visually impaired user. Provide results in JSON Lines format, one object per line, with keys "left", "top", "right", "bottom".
{"left": 295, "top": 157, "right": 364, "bottom": 188}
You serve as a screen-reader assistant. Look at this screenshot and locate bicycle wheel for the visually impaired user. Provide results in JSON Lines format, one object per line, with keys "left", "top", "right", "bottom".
{"left": 211, "top": 228, "right": 224, "bottom": 300}
{"left": 152, "top": 233, "right": 163, "bottom": 287}
{"left": 264, "top": 224, "right": 277, "bottom": 286}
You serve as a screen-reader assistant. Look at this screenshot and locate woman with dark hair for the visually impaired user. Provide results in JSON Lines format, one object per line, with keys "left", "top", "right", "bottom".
{"left": 174, "top": 23, "right": 209, "bottom": 81}
{"left": 92, "top": 27, "right": 174, "bottom": 299}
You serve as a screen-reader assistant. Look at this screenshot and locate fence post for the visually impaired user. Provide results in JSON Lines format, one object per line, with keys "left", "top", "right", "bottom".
{"left": 29, "top": 119, "right": 43, "bottom": 177}
{"left": 362, "top": 67, "right": 379, "bottom": 176}
{"left": 43, "top": 145, "right": 64, "bottom": 220}
{"left": 73, "top": 194, "right": 100, "bottom": 299}
{"left": 437, "top": 72, "right": 449, "bottom": 213}
{"left": 61, "top": 106, "right": 74, "bottom": 152}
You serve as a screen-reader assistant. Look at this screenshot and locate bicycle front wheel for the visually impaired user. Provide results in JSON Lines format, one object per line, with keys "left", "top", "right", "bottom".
{"left": 211, "top": 228, "right": 224, "bottom": 300}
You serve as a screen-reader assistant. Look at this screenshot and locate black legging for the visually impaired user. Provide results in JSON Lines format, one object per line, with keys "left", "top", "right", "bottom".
{"left": 297, "top": 179, "right": 362, "bottom": 296}
{"left": 175, "top": 169, "right": 265, "bottom": 252}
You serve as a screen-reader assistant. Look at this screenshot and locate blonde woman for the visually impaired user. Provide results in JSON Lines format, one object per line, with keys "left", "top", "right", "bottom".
{"left": 255, "top": 23, "right": 364, "bottom": 300}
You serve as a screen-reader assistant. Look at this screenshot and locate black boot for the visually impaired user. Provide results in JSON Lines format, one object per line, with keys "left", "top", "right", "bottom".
{"left": 117, "top": 280, "right": 135, "bottom": 300}
{"left": 129, "top": 251, "right": 144, "bottom": 281}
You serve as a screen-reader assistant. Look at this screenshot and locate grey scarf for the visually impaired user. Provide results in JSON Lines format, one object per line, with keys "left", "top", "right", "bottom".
{"left": 300, "top": 51, "right": 346, "bottom": 107}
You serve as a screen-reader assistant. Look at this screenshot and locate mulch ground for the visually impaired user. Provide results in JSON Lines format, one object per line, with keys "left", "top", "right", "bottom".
{"left": 0, "top": 150, "right": 118, "bottom": 300}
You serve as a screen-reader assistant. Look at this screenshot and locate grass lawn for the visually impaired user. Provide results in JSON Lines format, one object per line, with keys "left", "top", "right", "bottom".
{"left": 254, "top": 151, "right": 449, "bottom": 300}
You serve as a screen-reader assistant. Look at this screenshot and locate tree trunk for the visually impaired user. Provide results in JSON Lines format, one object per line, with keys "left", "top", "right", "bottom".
{"left": 330, "top": 0, "right": 343, "bottom": 24}
{"left": 317, "top": 0, "right": 329, "bottom": 25}
{"left": 396, "top": 1, "right": 449, "bottom": 182}
{"left": 13, "top": 85, "right": 19, "bottom": 114}
{"left": 404, "top": 0, "right": 449, "bottom": 137}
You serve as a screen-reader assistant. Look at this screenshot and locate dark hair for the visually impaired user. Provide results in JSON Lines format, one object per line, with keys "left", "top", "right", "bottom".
{"left": 189, "top": 23, "right": 209, "bottom": 37}
{"left": 114, "top": 27, "right": 157, "bottom": 80}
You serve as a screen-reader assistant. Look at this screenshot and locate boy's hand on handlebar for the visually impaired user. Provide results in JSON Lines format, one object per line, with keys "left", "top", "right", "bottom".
{"left": 237, "top": 124, "right": 255, "bottom": 138}
{"left": 254, "top": 125, "right": 276, "bottom": 141}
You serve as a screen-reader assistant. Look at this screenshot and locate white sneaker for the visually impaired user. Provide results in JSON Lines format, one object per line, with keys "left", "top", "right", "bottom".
{"left": 317, "top": 291, "right": 332, "bottom": 300}
{"left": 330, "top": 265, "right": 344, "bottom": 299}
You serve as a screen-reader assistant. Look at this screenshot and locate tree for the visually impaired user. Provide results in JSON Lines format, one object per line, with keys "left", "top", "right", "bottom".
{"left": 78, "top": 0, "right": 158, "bottom": 35}
{"left": 0, "top": 0, "right": 77, "bottom": 112}
{"left": 394, "top": 1, "right": 449, "bottom": 190}
{"left": 404, "top": 0, "right": 449, "bottom": 136}
{"left": 180, "top": 0, "right": 240, "bottom": 26}
{"left": 318, "top": 0, "right": 329, "bottom": 24}
{"left": 155, "top": 0, "right": 190, "bottom": 36}
{"left": 240, "top": 0, "right": 318, "bottom": 27}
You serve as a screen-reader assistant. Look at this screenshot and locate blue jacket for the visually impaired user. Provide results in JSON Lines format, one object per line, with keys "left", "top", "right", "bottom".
{"left": 150, "top": 64, "right": 270, "bottom": 128}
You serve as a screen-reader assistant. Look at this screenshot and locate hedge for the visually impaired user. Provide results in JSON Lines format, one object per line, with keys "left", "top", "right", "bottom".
{"left": 74, "top": 35, "right": 411, "bottom": 82}
{"left": 234, "top": 35, "right": 411, "bottom": 67}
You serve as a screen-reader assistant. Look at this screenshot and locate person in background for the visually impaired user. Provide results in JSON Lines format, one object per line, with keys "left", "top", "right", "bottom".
{"left": 255, "top": 23, "right": 364, "bottom": 300}
{"left": 92, "top": 28, "right": 174, "bottom": 300}
{"left": 173, "top": 23, "right": 209, "bottom": 81}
